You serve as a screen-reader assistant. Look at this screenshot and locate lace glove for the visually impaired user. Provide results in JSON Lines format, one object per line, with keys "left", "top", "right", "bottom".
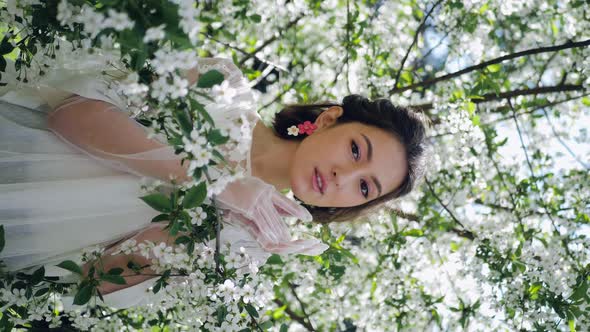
{"left": 214, "top": 176, "right": 328, "bottom": 256}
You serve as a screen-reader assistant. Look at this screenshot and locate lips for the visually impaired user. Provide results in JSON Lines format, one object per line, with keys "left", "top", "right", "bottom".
{"left": 313, "top": 167, "right": 325, "bottom": 195}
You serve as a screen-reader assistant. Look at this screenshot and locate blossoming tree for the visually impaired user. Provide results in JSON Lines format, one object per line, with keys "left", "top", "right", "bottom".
{"left": 0, "top": 0, "right": 589, "bottom": 331}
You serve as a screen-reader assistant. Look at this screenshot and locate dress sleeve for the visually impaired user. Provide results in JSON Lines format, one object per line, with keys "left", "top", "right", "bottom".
{"left": 46, "top": 96, "right": 188, "bottom": 184}
{"left": 43, "top": 56, "right": 259, "bottom": 185}
{"left": 184, "top": 57, "right": 248, "bottom": 90}
{"left": 186, "top": 57, "right": 260, "bottom": 173}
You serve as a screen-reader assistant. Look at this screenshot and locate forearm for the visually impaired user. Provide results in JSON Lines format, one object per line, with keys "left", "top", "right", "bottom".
{"left": 81, "top": 250, "right": 154, "bottom": 296}
{"left": 81, "top": 224, "right": 183, "bottom": 296}
{"left": 48, "top": 97, "right": 192, "bottom": 184}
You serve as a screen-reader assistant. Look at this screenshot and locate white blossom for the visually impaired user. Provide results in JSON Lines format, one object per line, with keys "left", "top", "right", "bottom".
{"left": 144, "top": 24, "right": 166, "bottom": 42}
{"left": 188, "top": 206, "right": 207, "bottom": 225}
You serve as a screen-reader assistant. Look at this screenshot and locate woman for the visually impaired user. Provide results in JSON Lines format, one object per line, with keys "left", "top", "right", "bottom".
{"left": 0, "top": 56, "right": 427, "bottom": 308}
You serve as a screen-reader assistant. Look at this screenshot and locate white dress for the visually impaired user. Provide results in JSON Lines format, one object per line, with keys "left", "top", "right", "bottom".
{"left": 0, "top": 56, "right": 278, "bottom": 308}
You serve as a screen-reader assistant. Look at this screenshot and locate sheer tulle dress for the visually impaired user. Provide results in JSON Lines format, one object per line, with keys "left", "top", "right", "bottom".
{"left": 0, "top": 56, "right": 277, "bottom": 308}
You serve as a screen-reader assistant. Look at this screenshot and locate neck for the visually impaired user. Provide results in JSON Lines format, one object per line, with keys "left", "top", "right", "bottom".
{"left": 249, "top": 122, "right": 298, "bottom": 191}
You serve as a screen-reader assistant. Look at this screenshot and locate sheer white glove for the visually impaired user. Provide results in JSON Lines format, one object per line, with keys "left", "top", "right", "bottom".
{"left": 214, "top": 176, "right": 328, "bottom": 256}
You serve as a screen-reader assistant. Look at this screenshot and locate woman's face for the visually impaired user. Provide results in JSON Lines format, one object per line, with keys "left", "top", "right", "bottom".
{"left": 289, "top": 106, "right": 407, "bottom": 208}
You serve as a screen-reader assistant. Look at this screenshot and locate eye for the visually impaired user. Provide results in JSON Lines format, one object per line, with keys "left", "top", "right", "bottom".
{"left": 351, "top": 140, "right": 360, "bottom": 160}
{"left": 360, "top": 179, "right": 369, "bottom": 199}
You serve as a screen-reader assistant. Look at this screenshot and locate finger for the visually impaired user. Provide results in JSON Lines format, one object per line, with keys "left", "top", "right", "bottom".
{"left": 228, "top": 212, "right": 277, "bottom": 246}
{"left": 292, "top": 240, "right": 329, "bottom": 256}
{"left": 263, "top": 241, "right": 304, "bottom": 254}
{"left": 266, "top": 239, "right": 329, "bottom": 256}
{"left": 260, "top": 204, "right": 291, "bottom": 240}
{"left": 255, "top": 205, "right": 285, "bottom": 242}
{"left": 271, "top": 193, "right": 313, "bottom": 222}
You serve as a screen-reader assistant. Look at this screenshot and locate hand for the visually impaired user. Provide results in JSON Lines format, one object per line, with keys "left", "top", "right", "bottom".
{"left": 214, "top": 176, "right": 327, "bottom": 256}
{"left": 224, "top": 210, "right": 328, "bottom": 256}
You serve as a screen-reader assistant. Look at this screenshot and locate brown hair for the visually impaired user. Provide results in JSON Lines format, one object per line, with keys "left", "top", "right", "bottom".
{"left": 272, "top": 94, "right": 428, "bottom": 223}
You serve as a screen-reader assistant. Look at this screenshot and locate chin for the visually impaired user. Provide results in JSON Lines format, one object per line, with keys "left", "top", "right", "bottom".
{"left": 290, "top": 175, "right": 314, "bottom": 206}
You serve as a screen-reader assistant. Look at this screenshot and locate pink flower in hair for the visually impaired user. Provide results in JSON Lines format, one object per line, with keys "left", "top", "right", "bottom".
{"left": 297, "top": 121, "right": 317, "bottom": 135}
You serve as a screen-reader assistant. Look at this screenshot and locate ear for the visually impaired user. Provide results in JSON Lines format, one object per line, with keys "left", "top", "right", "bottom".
{"left": 314, "top": 106, "right": 343, "bottom": 130}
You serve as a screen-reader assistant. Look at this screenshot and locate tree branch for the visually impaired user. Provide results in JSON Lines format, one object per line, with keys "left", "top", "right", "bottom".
{"left": 289, "top": 283, "right": 315, "bottom": 331}
{"left": 410, "top": 84, "right": 586, "bottom": 112}
{"left": 274, "top": 298, "right": 316, "bottom": 332}
{"left": 393, "top": 0, "right": 445, "bottom": 88}
{"left": 424, "top": 178, "right": 476, "bottom": 239}
{"left": 389, "top": 38, "right": 590, "bottom": 94}
{"left": 541, "top": 107, "right": 589, "bottom": 170}
{"left": 203, "top": 33, "right": 288, "bottom": 73}
{"left": 507, "top": 99, "right": 580, "bottom": 269}
{"left": 238, "top": 13, "right": 305, "bottom": 66}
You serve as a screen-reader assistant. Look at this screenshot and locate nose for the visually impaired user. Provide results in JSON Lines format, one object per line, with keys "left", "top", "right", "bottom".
{"left": 331, "top": 165, "right": 363, "bottom": 188}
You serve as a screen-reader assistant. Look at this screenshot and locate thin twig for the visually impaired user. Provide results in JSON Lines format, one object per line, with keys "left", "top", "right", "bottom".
{"left": 508, "top": 99, "right": 534, "bottom": 172}
{"left": 507, "top": 99, "right": 579, "bottom": 269}
{"left": 345, "top": 0, "right": 351, "bottom": 93}
{"left": 429, "top": 92, "right": 590, "bottom": 138}
{"left": 424, "top": 178, "right": 475, "bottom": 239}
{"left": 238, "top": 13, "right": 305, "bottom": 66}
{"left": 203, "top": 170, "right": 223, "bottom": 275}
{"left": 541, "top": 108, "right": 589, "bottom": 170}
{"left": 290, "top": 283, "right": 316, "bottom": 331}
{"left": 274, "top": 298, "right": 316, "bottom": 331}
{"left": 393, "top": 0, "right": 445, "bottom": 88}
{"left": 411, "top": 84, "right": 586, "bottom": 112}
{"left": 203, "top": 33, "right": 288, "bottom": 73}
{"left": 389, "top": 39, "right": 590, "bottom": 94}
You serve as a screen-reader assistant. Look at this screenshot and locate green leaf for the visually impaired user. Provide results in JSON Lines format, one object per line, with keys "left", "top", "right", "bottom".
{"left": 339, "top": 247, "right": 359, "bottom": 264}
{"left": 486, "top": 64, "right": 502, "bottom": 73}
{"left": 249, "top": 14, "right": 262, "bottom": 23}
{"left": 31, "top": 266, "right": 45, "bottom": 285}
{"left": 170, "top": 221, "right": 181, "bottom": 236}
{"left": 245, "top": 303, "right": 259, "bottom": 318}
{"left": 151, "top": 213, "right": 170, "bottom": 223}
{"left": 190, "top": 98, "right": 215, "bottom": 126}
{"left": 140, "top": 193, "right": 172, "bottom": 212}
{"left": 175, "top": 235, "right": 191, "bottom": 245}
{"left": 465, "top": 101, "right": 476, "bottom": 114}
{"left": 402, "top": 229, "right": 424, "bottom": 237}
{"left": 329, "top": 264, "right": 346, "bottom": 280}
{"left": 569, "top": 281, "right": 588, "bottom": 301}
{"left": 73, "top": 284, "right": 94, "bottom": 305}
{"left": 56, "top": 260, "right": 82, "bottom": 275}
{"left": 0, "top": 311, "right": 14, "bottom": 331}
{"left": 581, "top": 97, "right": 590, "bottom": 107}
{"left": 101, "top": 274, "right": 127, "bottom": 285}
{"left": 0, "top": 37, "right": 14, "bottom": 55}
{"left": 0, "top": 56, "right": 6, "bottom": 73}
{"left": 266, "top": 254, "right": 284, "bottom": 265}
{"left": 259, "top": 320, "right": 273, "bottom": 330}
{"left": 183, "top": 181, "right": 207, "bottom": 209}
{"left": 211, "top": 149, "right": 226, "bottom": 164}
{"left": 197, "top": 70, "right": 225, "bottom": 88}
{"left": 279, "top": 324, "right": 289, "bottom": 332}
{"left": 400, "top": 71, "right": 412, "bottom": 85}
{"left": 131, "top": 50, "right": 147, "bottom": 71}
{"left": 107, "top": 268, "right": 124, "bottom": 275}
{"left": 152, "top": 281, "right": 161, "bottom": 294}
{"left": 174, "top": 110, "right": 193, "bottom": 137}
{"left": 568, "top": 318, "right": 576, "bottom": 332}
{"left": 207, "top": 129, "right": 229, "bottom": 145}
{"left": 34, "top": 287, "right": 49, "bottom": 297}
{"left": 217, "top": 305, "right": 228, "bottom": 324}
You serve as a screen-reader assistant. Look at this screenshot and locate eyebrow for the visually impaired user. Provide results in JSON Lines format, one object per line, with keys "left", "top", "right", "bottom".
{"left": 361, "top": 133, "right": 382, "bottom": 197}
